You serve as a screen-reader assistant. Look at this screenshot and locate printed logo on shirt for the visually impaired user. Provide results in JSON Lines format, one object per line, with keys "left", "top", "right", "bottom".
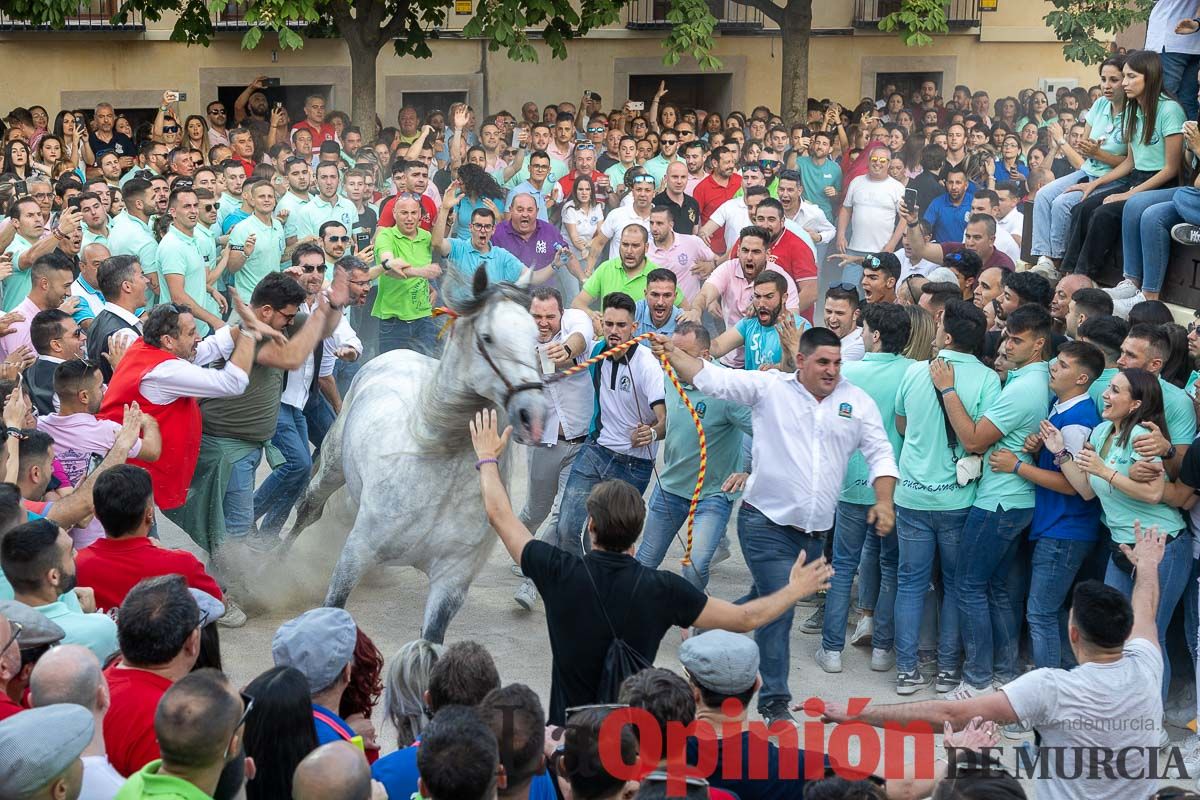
{"left": 619, "top": 375, "right": 631, "bottom": 392}
{"left": 838, "top": 402, "right": 853, "bottom": 419}
{"left": 536, "top": 240, "right": 548, "bottom": 254}
{"left": 677, "top": 253, "right": 689, "bottom": 265}
{"left": 695, "top": 401, "right": 707, "bottom": 419}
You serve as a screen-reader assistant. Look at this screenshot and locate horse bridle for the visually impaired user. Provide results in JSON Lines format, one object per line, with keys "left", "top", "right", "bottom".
{"left": 474, "top": 329, "right": 544, "bottom": 407}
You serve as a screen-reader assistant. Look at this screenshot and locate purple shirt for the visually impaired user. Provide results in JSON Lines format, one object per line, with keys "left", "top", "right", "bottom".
{"left": 490, "top": 220, "right": 567, "bottom": 270}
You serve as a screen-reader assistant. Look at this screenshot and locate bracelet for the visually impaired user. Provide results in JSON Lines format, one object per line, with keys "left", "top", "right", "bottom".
{"left": 1011, "top": 461, "right": 1021, "bottom": 475}
{"left": 649, "top": 428, "right": 659, "bottom": 442}
{"left": 475, "top": 457, "right": 499, "bottom": 470}
{"left": 3, "top": 427, "right": 26, "bottom": 441}
{"left": 1107, "top": 469, "right": 1118, "bottom": 485}
{"left": 1052, "top": 448, "right": 1072, "bottom": 466}
{"left": 562, "top": 342, "right": 573, "bottom": 358}
{"left": 939, "top": 386, "right": 956, "bottom": 396}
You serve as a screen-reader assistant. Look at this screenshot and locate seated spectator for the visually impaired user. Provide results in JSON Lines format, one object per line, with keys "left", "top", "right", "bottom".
{"left": 104, "top": 575, "right": 201, "bottom": 776}
{"left": 0, "top": 703, "right": 94, "bottom": 800}
{"left": 373, "top": 640, "right": 501, "bottom": 798}
{"left": 75, "top": 465, "right": 221, "bottom": 612}
{"left": 339, "top": 626, "right": 385, "bottom": 762}
{"left": 383, "top": 640, "right": 442, "bottom": 749}
{"left": 418, "top": 705, "right": 499, "bottom": 800}
{"left": 116, "top": 668, "right": 251, "bottom": 798}
{"left": 0, "top": 519, "right": 118, "bottom": 662}
{"left": 479, "top": 684, "right": 556, "bottom": 800}
{"left": 272, "top": 606, "right": 362, "bottom": 747}
{"left": 29, "top": 643, "right": 125, "bottom": 797}
{"left": 243, "top": 665, "right": 319, "bottom": 800}
{"left": 555, "top": 706, "right": 639, "bottom": 800}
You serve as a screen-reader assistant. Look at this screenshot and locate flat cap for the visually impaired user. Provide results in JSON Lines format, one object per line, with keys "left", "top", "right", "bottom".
{"left": 679, "top": 630, "right": 759, "bottom": 695}
{"left": 0, "top": 600, "right": 66, "bottom": 648}
{"left": 926, "top": 266, "right": 961, "bottom": 287}
{"left": 0, "top": 704, "right": 93, "bottom": 794}
{"left": 272, "top": 607, "right": 357, "bottom": 692}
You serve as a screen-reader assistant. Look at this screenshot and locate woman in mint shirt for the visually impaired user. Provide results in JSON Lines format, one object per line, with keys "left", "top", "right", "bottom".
{"left": 1062, "top": 50, "right": 1184, "bottom": 278}
{"left": 1015, "top": 90, "right": 1055, "bottom": 130}
{"left": 1051, "top": 368, "right": 1188, "bottom": 700}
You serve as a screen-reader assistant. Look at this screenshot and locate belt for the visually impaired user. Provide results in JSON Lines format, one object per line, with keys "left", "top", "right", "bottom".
{"left": 559, "top": 434, "right": 587, "bottom": 445}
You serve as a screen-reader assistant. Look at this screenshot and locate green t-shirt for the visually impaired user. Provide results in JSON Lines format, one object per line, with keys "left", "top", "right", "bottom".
{"left": 658, "top": 374, "right": 752, "bottom": 501}
{"left": 1128, "top": 97, "right": 1186, "bottom": 172}
{"left": 1081, "top": 97, "right": 1127, "bottom": 179}
{"left": 496, "top": 153, "right": 569, "bottom": 190}
{"left": 604, "top": 162, "right": 634, "bottom": 188}
{"left": 974, "top": 360, "right": 1050, "bottom": 512}
{"left": 1, "top": 233, "right": 35, "bottom": 312}
{"left": 581, "top": 258, "right": 682, "bottom": 308}
{"left": 894, "top": 349, "right": 1002, "bottom": 511}
{"left": 157, "top": 227, "right": 220, "bottom": 337}
{"left": 115, "top": 760, "right": 214, "bottom": 800}
{"left": 841, "top": 352, "right": 914, "bottom": 505}
{"left": 1160, "top": 377, "right": 1197, "bottom": 445}
{"left": 109, "top": 211, "right": 161, "bottom": 303}
{"left": 228, "top": 214, "right": 285, "bottom": 298}
{"left": 796, "top": 156, "right": 842, "bottom": 223}
{"left": 373, "top": 226, "right": 434, "bottom": 321}
{"left": 1088, "top": 421, "right": 1184, "bottom": 542}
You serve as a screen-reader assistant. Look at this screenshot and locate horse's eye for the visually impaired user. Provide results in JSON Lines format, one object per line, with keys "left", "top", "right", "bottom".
{"left": 481, "top": 333, "right": 494, "bottom": 344}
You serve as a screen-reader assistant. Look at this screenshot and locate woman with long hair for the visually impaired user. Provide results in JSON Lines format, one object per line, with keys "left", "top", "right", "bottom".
{"left": 701, "top": 111, "right": 723, "bottom": 141}
{"left": 184, "top": 115, "right": 210, "bottom": 161}
{"left": 997, "top": 96, "right": 1019, "bottom": 129}
{"left": 34, "top": 135, "right": 64, "bottom": 176}
{"left": 339, "top": 627, "right": 385, "bottom": 763}
{"left": 1062, "top": 50, "right": 1184, "bottom": 280}
{"left": 52, "top": 110, "right": 89, "bottom": 168}
{"left": 657, "top": 102, "right": 679, "bottom": 133}
{"left": 1017, "top": 90, "right": 1055, "bottom": 129}
{"left": 383, "top": 640, "right": 443, "bottom": 748}
{"left": 562, "top": 175, "right": 603, "bottom": 258}
{"left": 901, "top": 304, "right": 935, "bottom": 359}
{"left": 450, "top": 162, "right": 507, "bottom": 240}
{"left": 243, "top": 666, "right": 319, "bottom": 800}
{"left": 993, "top": 135, "right": 1029, "bottom": 182}
{"left": 1048, "top": 368, "right": 1188, "bottom": 700}
{"left": 3, "top": 139, "right": 36, "bottom": 179}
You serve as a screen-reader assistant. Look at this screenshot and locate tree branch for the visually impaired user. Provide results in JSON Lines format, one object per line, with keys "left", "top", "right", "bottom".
{"left": 328, "top": 0, "right": 359, "bottom": 45}
{"left": 728, "top": 0, "right": 783, "bottom": 25}
{"left": 380, "top": 0, "right": 413, "bottom": 42}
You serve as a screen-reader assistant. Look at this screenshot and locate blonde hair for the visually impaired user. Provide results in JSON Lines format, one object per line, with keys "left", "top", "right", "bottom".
{"left": 903, "top": 305, "right": 936, "bottom": 361}
{"left": 384, "top": 639, "right": 444, "bottom": 747}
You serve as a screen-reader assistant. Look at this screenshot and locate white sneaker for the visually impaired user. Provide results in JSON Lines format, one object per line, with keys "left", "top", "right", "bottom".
{"left": 870, "top": 648, "right": 895, "bottom": 672}
{"left": 813, "top": 647, "right": 843, "bottom": 673}
{"left": 1112, "top": 291, "right": 1147, "bottom": 320}
{"left": 514, "top": 579, "right": 538, "bottom": 610}
{"left": 1105, "top": 278, "right": 1141, "bottom": 300}
{"left": 849, "top": 616, "right": 874, "bottom": 647}
{"left": 945, "top": 680, "right": 994, "bottom": 701}
{"left": 217, "top": 599, "right": 247, "bottom": 628}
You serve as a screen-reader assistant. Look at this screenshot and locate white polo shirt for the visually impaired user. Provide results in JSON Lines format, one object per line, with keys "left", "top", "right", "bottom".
{"left": 539, "top": 308, "right": 595, "bottom": 445}
{"left": 599, "top": 206, "right": 652, "bottom": 260}
{"left": 593, "top": 341, "right": 665, "bottom": 458}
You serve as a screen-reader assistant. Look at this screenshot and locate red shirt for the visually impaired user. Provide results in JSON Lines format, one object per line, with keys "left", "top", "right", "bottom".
{"left": 693, "top": 173, "right": 743, "bottom": 255}
{"left": 76, "top": 536, "right": 223, "bottom": 613}
{"left": 292, "top": 120, "right": 337, "bottom": 144}
{"left": 378, "top": 193, "right": 438, "bottom": 231}
{"left": 104, "top": 666, "right": 173, "bottom": 776}
{"left": 554, "top": 169, "right": 604, "bottom": 201}
{"left": 0, "top": 692, "right": 23, "bottom": 722}
{"left": 766, "top": 230, "right": 818, "bottom": 321}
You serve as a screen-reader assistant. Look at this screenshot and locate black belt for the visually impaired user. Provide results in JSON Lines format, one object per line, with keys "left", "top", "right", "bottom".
{"left": 559, "top": 434, "right": 587, "bottom": 445}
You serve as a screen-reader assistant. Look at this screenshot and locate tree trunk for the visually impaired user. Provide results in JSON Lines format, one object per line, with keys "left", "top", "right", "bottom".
{"left": 345, "top": 35, "right": 382, "bottom": 135}
{"left": 779, "top": 0, "right": 812, "bottom": 127}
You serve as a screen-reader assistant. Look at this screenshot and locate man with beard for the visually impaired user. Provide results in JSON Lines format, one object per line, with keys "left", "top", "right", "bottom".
{"left": 276, "top": 156, "right": 313, "bottom": 254}
{"left": 753, "top": 198, "right": 818, "bottom": 318}
{"left": 709, "top": 269, "right": 809, "bottom": 371}
{"left": 904, "top": 205, "right": 1015, "bottom": 273}
{"left": 923, "top": 165, "right": 973, "bottom": 244}
{"left": 512, "top": 286, "right": 594, "bottom": 610}
{"left": 108, "top": 178, "right": 162, "bottom": 303}
{"left": 1, "top": 519, "right": 119, "bottom": 662}
{"left": 693, "top": 147, "right": 743, "bottom": 255}
{"left": 573, "top": 223, "right": 677, "bottom": 316}
{"left": 633, "top": 268, "right": 683, "bottom": 340}
{"left": 233, "top": 76, "right": 272, "bottom": 140}
{"left": 646, "top": 205, "right": 714, "bottom": 304}
{"left": 26, "top": 308, "right": 87, "bottom": 417}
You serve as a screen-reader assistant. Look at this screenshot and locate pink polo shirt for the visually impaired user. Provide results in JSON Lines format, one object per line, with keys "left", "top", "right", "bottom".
{"left": 706, "top": 258, "right": 800, "bottom": 368}
{"left": 0, "top": 296, "right": 41, "bottom": 359}
{"left": 648, "top": 233, "right": 716, "bottom": 303}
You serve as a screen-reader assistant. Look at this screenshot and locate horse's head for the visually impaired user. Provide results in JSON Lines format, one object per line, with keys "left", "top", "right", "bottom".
{"left": 450, "top": 268, "right": 547, "bottom": 445}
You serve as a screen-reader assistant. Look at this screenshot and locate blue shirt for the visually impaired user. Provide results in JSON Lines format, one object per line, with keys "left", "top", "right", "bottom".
{"left": 71, "top": 275, "right": 104, "bottom": 325}
{"left": 312, "top": 703, "right": 355, "bottom": 746}
{"left": 923, "top": 191, "right": 974, "bottom": 243}
{"left": 221, "top": 209, "right": 250, "bottom": 235}
{"left": 634, "top": 300, "right": 680, "bottom": 341}
{"left": 1030, "top": 393, "right": 1103, "bottom": 541}
{"left": 445, "top": 239, "right": 525, "bottom": 303}
{"left": 373, "top": 741, "right": 557, "bottom": 800}
{"left": 452, "top": 194, "right": 508, "bottom": 240}
{"left": 507, "top": 180, "right": 552, "bottom": 221}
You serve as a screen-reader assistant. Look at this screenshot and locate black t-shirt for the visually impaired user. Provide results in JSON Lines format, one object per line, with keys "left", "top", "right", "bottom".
{"left": 355, "top": 206, "right": 379, "bottom": 238}
{"left": 1178, "top": 441, "right": 1200, "bottom": 490}
{"left": 654, "top": 191, "right": 701, "bottom": 235}
{"left": 88, "top": 130, "right": 135, "bottom": 160}
{"left": 521, "top": 541, "right": 707, "bottom": 725}
{"left": 597, "top": 153, "right": 619, "bottom": 172}
{"left": 907, "top": 170, "right": 944, "bottom": 219}
{"left": 1051, "top": 156, "right": 1074, "bottom": 180}
{"left": 685, "top": 733, "right": 836, "bottom": 800}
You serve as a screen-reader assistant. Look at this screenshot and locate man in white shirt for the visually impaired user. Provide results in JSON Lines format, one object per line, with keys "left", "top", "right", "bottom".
{"left": 823, "top": 285, "right": 864, "bottom": 362}
{"left": 836, "top": 145, "right": 905, "bottom": 286}
{"left": 29, "top": 644, "right": 126, "bottom": 800}
{"left": 84, "top": 255, "right": 149, "bottom": 383}
{"left": 995, "top": 181, "right": 1025, "bottom": 247}
{"left": 652, "top": 325, "right": 897, "bottom": 725}
{"left": 775, "top": 170, "right": 835, "bottom": 258}
{"left": 513, "top": 286, "right": 595, "bottom": 611}
{"left": 552, "top": 292, "right": 665, "bottom": 560}
{"left": 824, "top": 523, "right": 1167, "bottom": 800}
{"left": 586, "top": 175, "right": 656, "bottom": 268}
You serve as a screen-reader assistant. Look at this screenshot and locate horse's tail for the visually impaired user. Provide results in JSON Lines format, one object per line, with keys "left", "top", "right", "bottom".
{"left": 282, "top": 388, "right": 351, "bottom": 549}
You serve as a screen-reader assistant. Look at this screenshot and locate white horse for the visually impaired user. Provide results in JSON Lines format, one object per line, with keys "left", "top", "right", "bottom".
{"left": 284, "top": 270, "right": 546, "bottom": 643}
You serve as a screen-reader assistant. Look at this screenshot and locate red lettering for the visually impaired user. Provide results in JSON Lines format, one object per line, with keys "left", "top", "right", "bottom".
{"left": 883, "top": 722, "right": 937, "bottom": 779}
{"left": 800, "top": 697, "right": 826, "bottom": 780}
{"left": 827, "top": 721, "right": 881, "bottom": 781}
{"left": 666, "top": 718, "right": 718, "bottom": 797}
{"left": 598, "top": 708, "right": 660, "bottom": 781}
{"left": 719, "top": 699, "right": 744, "bottom": 781}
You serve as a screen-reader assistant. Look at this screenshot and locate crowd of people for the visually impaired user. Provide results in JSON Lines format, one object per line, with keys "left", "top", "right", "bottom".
{"left": 7, "top": 9, "right": 1200, "bottom": 797}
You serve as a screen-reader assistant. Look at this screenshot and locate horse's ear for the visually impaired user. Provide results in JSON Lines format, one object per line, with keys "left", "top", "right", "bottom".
{"left": 472, "top": 265, "right": 489, "bottom": 297}
{"left": 514, "top": 268, "right": 532, "bottom": 289}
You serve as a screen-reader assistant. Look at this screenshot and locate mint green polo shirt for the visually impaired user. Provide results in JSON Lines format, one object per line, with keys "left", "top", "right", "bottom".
{"left": 1160, "top": 377, "right": 1197, "bottom": 445}
{"left": 228, "top": 214, "right": 285, "bottom": 297}
{"left": 275, "top": 190, "right": 311, "bottom": 242}
{"left": 581, "top": 259, "right": 683, "bottom": 308}
{"left": 294, "top": 194, "right": 358, "bottom": 240}
{"left": 216, "top": 191, "right": 242, "bottom": 228}
{"left": 108, "top": 211, "right": 161, "bottom": 303}
{"left": 496, "top": 153, "right": 568, "bottom": 190}
{"left": 894, "top": 349, "right": 1002, "bottom": 511}
{"left": 1088, "top": 421, "right": 1185, "bottom": 543}
{"left": 1088, "top": 366, "right": 1118, "bottom": 415}
{"left": 658, "top": 373, "right": 752, "bottom": 501}
{"left": 973, "top": 360, "right": 1050, "bottom": 512}
{"left": 35, "top": 597, "right": 119, "bottom": 663}
{"left": 642, "top": 154, "right": 679, "bottom": 185}
{"left": 81, "top": 227, "right": 109, "bottom": 250}
{"left": 1128, "top": 97, "right": 1185, "bottom": 172}
{"left": 157, "top": 226, "right": 219, "bottom": 337}
{"left": 841, "top": 352, "right": 914, "bottom": 505}
{"left": 1, "top": 233, "right": 36, "bottom": 312}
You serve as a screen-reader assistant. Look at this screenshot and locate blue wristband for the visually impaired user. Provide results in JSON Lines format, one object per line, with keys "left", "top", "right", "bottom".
{"left": 939, "top": 386, "right": 956, "bottom": 396}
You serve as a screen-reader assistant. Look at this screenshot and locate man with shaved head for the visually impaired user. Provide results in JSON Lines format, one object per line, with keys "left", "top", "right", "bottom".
{"left": 294, "top": 741, "right": 384, "bottom": 800}
{"left": 30, "top": 643, "right": 125, "bottom": 797}
{"left": 1050, "top": 273, "right": 1094, "bottom": 332}
{"left": 492, "top": 191, "right": 582, "bottom": 296}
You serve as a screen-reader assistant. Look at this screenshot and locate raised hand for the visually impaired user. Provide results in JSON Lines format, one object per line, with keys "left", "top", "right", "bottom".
{"left": 470, "top": 408, "right": 512, "bottom": 460}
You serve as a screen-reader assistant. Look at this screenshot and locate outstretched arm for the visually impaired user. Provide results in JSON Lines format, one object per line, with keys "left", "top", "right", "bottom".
{"left": 471, "top": 409, "right": 533, "bottom": 565}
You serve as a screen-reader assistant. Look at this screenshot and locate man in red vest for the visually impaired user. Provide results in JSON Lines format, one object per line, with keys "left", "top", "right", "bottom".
{"left": 97, "top": 296, "right": 277, "bottom": 511}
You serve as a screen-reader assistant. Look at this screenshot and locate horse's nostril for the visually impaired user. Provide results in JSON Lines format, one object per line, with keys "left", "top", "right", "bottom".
{"left": 519, "top": 408, "right": 532, "bottom": 428}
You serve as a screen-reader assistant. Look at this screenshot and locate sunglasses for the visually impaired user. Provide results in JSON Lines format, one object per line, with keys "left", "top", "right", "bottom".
{"left": 587, "top": 127, "right": 607, "bottom": 133}
{"left": 833, "top": 282, "right": 859, "bottom": 292}
{"left": 297, "top": 264, "right": 322, "bottom": 273}
{"left": 759, "top": 159, "right": 779, "bottom": 169}
{"left": 631, "top": 174, "right": 656, "bottom": 183}
{"left": 869, "top": 156, "right": 890, "bottom": 164}
{"left": 208, "top": 108, "right": 227, "bottom": 115}
{"left": 575, "top": 143, "right": 595, "bottom": 151}
{"left": 201, "top": 204, "right": 215, "bottom": 212}
{"left": 163, "top": 126, "right": 180, "bottom": 134}
{"left": 660, "top": 139, "right": 678, "bottom": 145}
{"left": 326, "top": 235, "right": 351, "bottom": 243}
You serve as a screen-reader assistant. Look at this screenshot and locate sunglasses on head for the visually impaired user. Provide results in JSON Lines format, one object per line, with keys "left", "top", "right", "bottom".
{"left": 575, "top": 143, "right": 595, "bottom": 151}
{"left": 631, "top": 174, "right": 656, "bottom": 184}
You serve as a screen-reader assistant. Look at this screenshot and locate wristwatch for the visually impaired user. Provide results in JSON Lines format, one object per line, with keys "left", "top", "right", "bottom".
{"left": 1166, "top": 445, "right": 1178, "bottom": 460}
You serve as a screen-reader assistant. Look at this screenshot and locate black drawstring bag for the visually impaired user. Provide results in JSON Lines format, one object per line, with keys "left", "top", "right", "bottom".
{"left": 582, "top": 558, "right": 652, "bottom": 702}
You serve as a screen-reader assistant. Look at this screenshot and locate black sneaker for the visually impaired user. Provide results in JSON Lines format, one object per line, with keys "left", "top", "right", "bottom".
{"left": 935, "top": 669, "right": 962, "bottom": 693}
{"left": 1172, "top": 223, "right": 1200, "bottom": 246}
{"left": 896, "top": 669, "right": 933, "bottom": 695}
{"left": 759, "top": 700, "right": 796, "bottom": 726}
{"left": 800, "top": 606, "right": 824, "bottom": 634}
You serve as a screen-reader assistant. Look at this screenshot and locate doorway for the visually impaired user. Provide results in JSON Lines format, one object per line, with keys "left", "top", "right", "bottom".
{"left": 875, "top": 72, "right": 942, "bottom": 105}
{"left": 215, "top": 83, "right": 336, "bottom": 128}
{"left": 627, "top": 74, "right": 734, "bottom": 116}
{"left": 399, "top": 91, "right": 468, "bottom": 123}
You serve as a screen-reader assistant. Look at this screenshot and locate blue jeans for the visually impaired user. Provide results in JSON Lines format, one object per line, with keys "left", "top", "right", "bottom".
{"left": 334, "top": 356, "right": 361, "bottom": 399}
{"left": 1104, "top": 531, "right": 1192, "bottom": 701}
{"left": 303, "top": 390, "right": 336, "bottom": 452}
{"left": 823, "top": 501, "right": 897, "bottom": 652}
{"left": 636, "top": 485, "right": 734, "bottom": 590}
{"left": 1121, "top": 187, "right": 1180, "bottom": 293}
{"left": 736, "top": 503, "right": 826, "bottom": 709}
{"left": 1174, "top": 186, "right": 1200, "bottom": 225}
{"left": 379, "top": 316, "right": 440, "bottom": 357}
{"left": 1027, "top": 536, "right": 1094, "bottom": 669}
{"left": 223, "top": 448, "right": 263, "bottom": 538}
{"left": 253, "top": 405, "right": 312, "bottom": 536}
{"left": 1031, "top": 169, "right": 1089, "bottom": 258}
{"left": 958, "top": 505, "right": 1034, "bottom": 688}
{"left": 553, "top": 441, "right": 653, "bottom": 558}
{"left": 1185, "top": 555, "right": 1200, "bottom": 664}
{"left": 894, "top": 506, "right": 968, "bottom": 674}
{"left": 1161, "top": 50, "right": 1200, "bottom": 124}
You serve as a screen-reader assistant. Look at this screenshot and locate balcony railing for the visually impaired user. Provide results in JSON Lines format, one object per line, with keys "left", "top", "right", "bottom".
{"left": 854, "top": 0, "right": 980, "bottom": 28}
{"left": 214, "top": 2, "right": 308, "bottom": 29}
{"left": 0, "top": 0, "right": 143, "bottom": 30}
{"left": 626, "top": 0, "right": 764, "bottom": 31}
